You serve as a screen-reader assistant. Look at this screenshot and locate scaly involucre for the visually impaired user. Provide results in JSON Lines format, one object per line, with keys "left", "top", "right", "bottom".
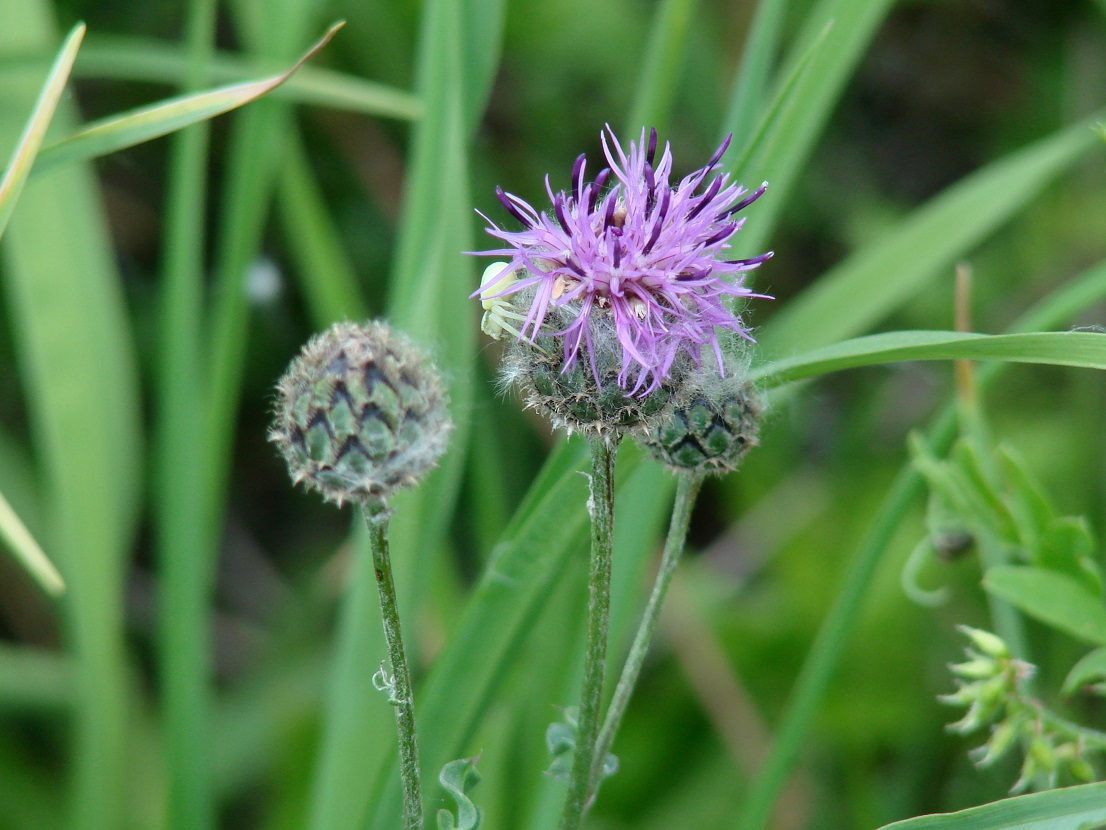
{"left": 477, "top": 125, "right": 772, "bottom": 393}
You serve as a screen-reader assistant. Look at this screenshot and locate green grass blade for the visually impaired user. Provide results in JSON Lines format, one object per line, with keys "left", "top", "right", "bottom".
{"left": 202, "top": 7, "right": 383, "bottom": 830}
{"left": 0, "top": 22, "right": 83, "bottom": 238}
{"left": 153, "top": 0, "right": 220, "bottom": 826}
{"left": 719, "top": 0, "right": 787, "bottom": 159}
{"left": 383, "top": 0, "right": 503, "bottom": 636}
{"left": 306, "top": 522, "right": 386, "bottom": 830}
{"left": 735, "top": 0, "right": 897, "bottom": 253}
{"left": 276, "top": 127, "right": 367, "bottom": 325}
{"left": 30, "top": 22, "right": 343, "bottom": 176}
{"left": 624, "top": 0, "right": 700, "bottom": 132}
{"left": 726, "top": 19, "right": 833, "bottom": 187}
{"left": 0, "top": 645, "right": 72, "bottom": 711}
{"left": 62, "top": 35, "right": 420, "bottom": 118}
{"left": 0, "top": 487, "right": 63, "bottom": 595}
{"left": 457, "top": 0, "right": 506, "bottom": 137}
{"left": 0, "top": 7, "right": 144, "bottom": 827}
{"left": 876, "top": 781, "right": 1106, "bottom": 830}
{"left": 752, "top": 330, "right": 1106, "bottom": 388}
{"left": 759, "top": 118, "right": 1102, "bottom": 358}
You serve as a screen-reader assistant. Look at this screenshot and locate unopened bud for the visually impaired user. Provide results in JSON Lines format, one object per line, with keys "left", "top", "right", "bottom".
{"left": 958, "top": 626, "right": 1010, "bottom": 660}
{"left": 270, "top": 321, "right": 452, "bottom": 507}
{"left": 642, "top": 377, "right": 762, "bottom": 475}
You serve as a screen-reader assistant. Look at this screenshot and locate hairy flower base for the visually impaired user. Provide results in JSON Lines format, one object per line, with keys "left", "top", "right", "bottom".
{"left": 502, "top": 310, "right": 693, "bottom": 435}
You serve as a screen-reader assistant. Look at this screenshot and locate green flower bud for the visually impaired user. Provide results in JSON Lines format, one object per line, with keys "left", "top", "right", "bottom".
{"left": 270, "top": 321, "right": 452, "bottom": 507}
{"left": 950, "top": 656, "right": 1001, "bottom": 680}
{"left": 1028, "top": 735, "right": 1057, "bottom": 772}
{"left": 1068, "top": 755, "right": 1096, "bottom": 782}
{"left": 641, "top": 373, "right": 762, "bottom": 475}
{"left": 958, "top": 626, "right": 1010, "bottom": 660}
{"left": 974, "top": 718, "right": 1018, "bottom": 767}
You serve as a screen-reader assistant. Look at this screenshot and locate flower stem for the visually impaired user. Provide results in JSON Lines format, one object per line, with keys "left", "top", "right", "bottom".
{"left": 590, "top": 472, "right": 703, "bottom": 793}
{"left": 560, "top": 434, "right": 617, "bottom": 830}
{"left": 362, "top": 501, "right": 423, "bottom": 830}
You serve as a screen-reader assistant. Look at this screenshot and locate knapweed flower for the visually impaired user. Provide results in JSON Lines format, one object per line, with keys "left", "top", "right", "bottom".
{"left": 475, "top": 125, "right": 772, "bottom": 394}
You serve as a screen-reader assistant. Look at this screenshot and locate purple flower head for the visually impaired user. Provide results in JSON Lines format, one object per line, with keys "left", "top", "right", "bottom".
{"left": 474, "top": 126, "right": 772, "bottom": 393}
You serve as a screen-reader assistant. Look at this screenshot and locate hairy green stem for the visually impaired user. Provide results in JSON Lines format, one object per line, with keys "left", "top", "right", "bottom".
{"left": 362, "top": 503, "right": 422, "bottom": 830}
{"left": 590, "top": 472, "right": 703, "bottom": 793}
{"left": 560, "top": 434, "right": 617, "bottom": 830}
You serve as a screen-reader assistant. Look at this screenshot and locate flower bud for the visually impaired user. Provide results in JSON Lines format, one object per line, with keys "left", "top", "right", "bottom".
{"left": 973, "top": 718, "right": 1018, "bottom": 767}
{"left": 641, "top": 371, "right": 762, "bottom": 475}
{"left": 270, "top": 321, "right": 452, "bottom": 507}
{"left": 958, "top": 626, "right": 1010, "bottom": 660}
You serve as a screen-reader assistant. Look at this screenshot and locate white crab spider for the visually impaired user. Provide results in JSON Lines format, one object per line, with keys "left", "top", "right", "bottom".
{"left": 479, "top": 262, "right": 530, "bottom": 341}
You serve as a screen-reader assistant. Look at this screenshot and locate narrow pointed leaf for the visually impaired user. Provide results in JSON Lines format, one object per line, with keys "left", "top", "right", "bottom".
{"left": 30, "top": 22, "right": 343, "bottom": 175}
{"left": 1063, "top": 647, "right": 1106, "bottom": 696}
{"left": 752, "top": 330, "right": 1106, "bottom": 388}
{"left": 74, "top": 36, "right": 420, "bottom": 119}
{"left": 0, "top": 22, "right": 84, "bottom": 238}
{"left": 759, "top": 119, "right": 1101, "bottom": 357}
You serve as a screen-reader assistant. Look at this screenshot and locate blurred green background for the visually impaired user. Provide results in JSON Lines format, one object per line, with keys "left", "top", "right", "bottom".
{"left": 1, "top": 0, "right": 1105, "bottom": 828}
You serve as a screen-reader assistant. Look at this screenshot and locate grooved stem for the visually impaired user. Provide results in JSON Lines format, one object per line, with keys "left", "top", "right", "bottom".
{"left": 560, "top": 434, "right": 617, "bottom": 830}
{"left": 362, "top": 502, "right": 423, "bottom": 830}
{"left": 590, "top": 471, "right": 703, "bottom": 793}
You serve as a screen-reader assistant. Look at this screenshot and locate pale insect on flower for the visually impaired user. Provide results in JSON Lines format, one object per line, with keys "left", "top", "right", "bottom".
{"left": 479, "top": 262, "right": 529, "bottom": 341}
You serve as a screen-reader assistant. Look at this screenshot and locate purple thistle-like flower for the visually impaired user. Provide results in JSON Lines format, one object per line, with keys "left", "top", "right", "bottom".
{"left": 475, "top": 125, "right": 772, "bottom": 393}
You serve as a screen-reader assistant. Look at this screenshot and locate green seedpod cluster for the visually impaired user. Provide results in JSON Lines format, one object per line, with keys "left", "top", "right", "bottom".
{"left": 270, "top": 320, "right": 452, "bottom": 506}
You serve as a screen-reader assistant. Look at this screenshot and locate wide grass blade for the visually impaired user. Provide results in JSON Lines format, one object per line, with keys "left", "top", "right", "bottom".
{"left": 276, "top": 127, "right": 367, "bottom": 325}
{"left": 624, "top": 0, "right": 700, "bottom": 132}
{"left": 0, "top": 645, "right": 72, "bottom": 711}
{"left": 153, "top": 0, "right": 220, "bottom": 826}
{"left": 875, "top": 781, "right": 1106, "bottom": 830}
{"left": 759, "top": 118, "right": 1103, "bottom": 358}
{"left": 752, "top": 330, "right": 1106, "bottom": 388}
{"left": 0, "top": 6, "right": 144, "bottom": 827}
{"left": 726, "top": 19, "right": 833, "bottom": 189}
{"left": 382, "top": 0, "right": 505, "bottom": 595}
{"left": 370, "top": 0, "right": 506, "bottom": 747}
{"left": 30, "top": 22, "right": 343, "bottom": 176}
{"left": 0, "top": 22, "right": 83, "bottom": 237}
{"left": 719, "top": 0, "right": 787, "bottom": 159}
{"left": 734, "top": 0, "right": 897, "bottom": 253}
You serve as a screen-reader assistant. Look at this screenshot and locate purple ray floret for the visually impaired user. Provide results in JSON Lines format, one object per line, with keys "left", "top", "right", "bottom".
{"left": 476, "top": 125, "right": 773, "bottom": 392}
